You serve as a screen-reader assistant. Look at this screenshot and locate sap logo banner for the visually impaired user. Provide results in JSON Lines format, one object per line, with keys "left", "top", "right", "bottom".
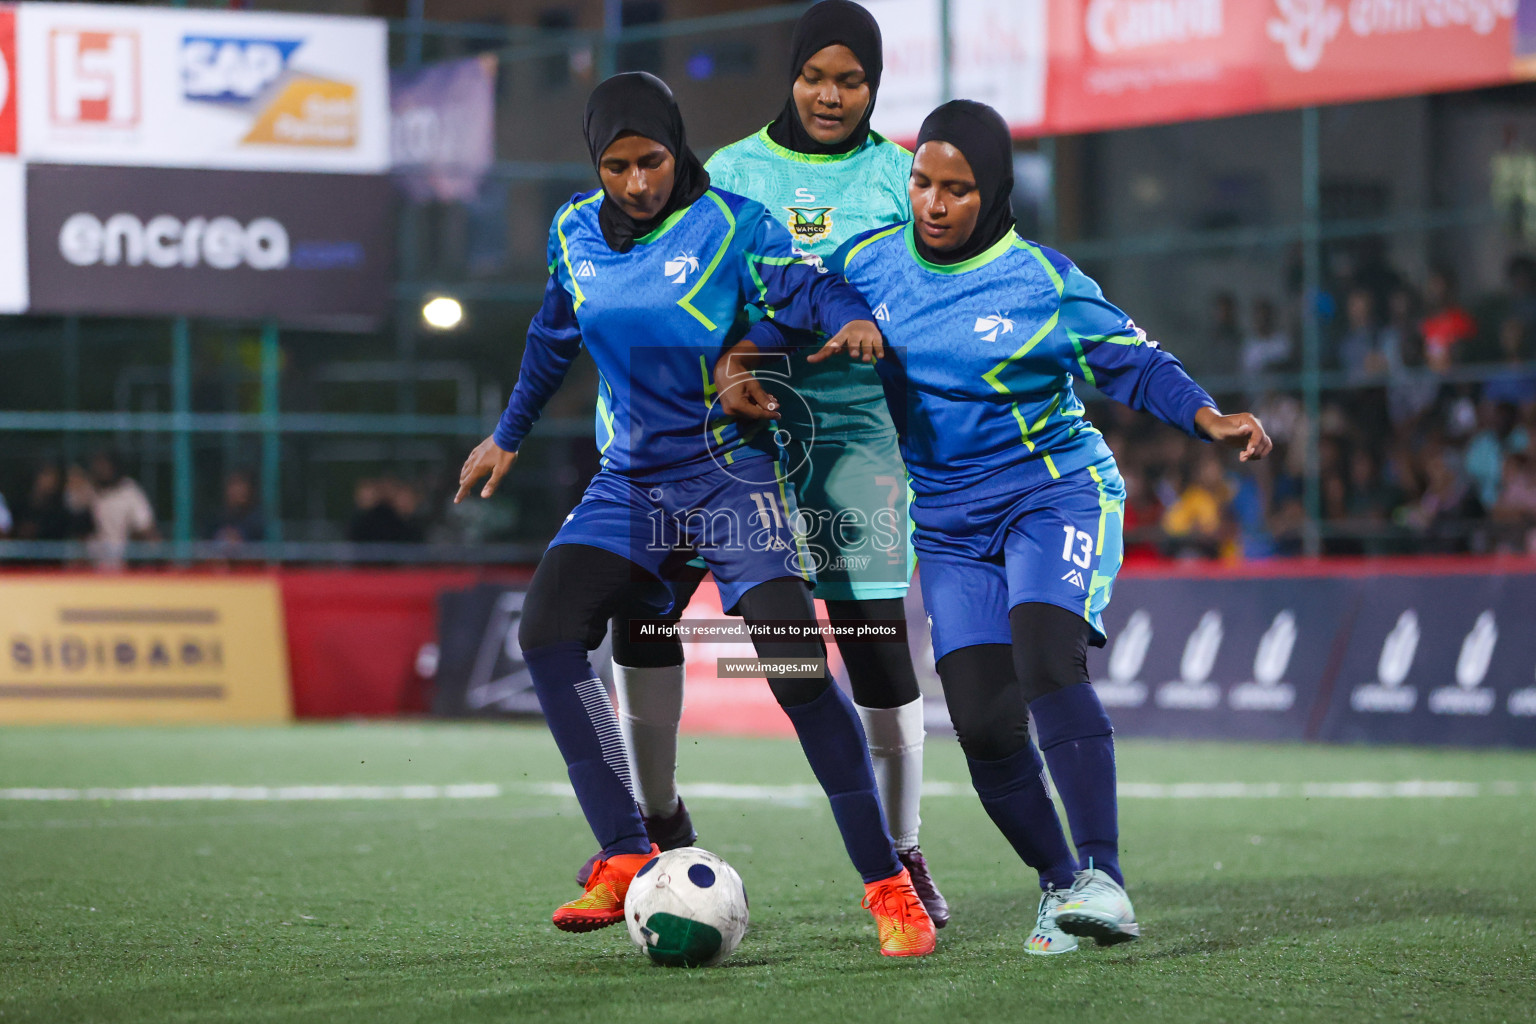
{"left": 17, "top": 4, "right": 388, "bottom": 173}
{"left": 27, "top": 163, "right": 391, "bottom": 327}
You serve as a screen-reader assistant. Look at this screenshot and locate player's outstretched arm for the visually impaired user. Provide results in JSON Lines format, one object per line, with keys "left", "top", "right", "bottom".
{"left": 807, "top": 319, "right": 883, "bottom": 363}
{"left": 713, "top": 338, "right": 781, "bottom": 422}
{"left": 454, "top": 438, "right": 518, "bottom": 503}
{"left": 1194, "top": 408, "right": 1272, "bottom": 462}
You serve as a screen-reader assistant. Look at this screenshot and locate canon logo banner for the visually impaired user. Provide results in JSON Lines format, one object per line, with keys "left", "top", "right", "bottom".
{"left": 59, "top": 212, "right": 289, "bottom": 270}
{"left": 28, "top": 163, "right": 391, "bottom": 326}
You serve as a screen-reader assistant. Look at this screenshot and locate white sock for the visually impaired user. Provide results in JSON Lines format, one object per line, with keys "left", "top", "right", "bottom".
{"left": 613, "top": 663, "right": 686, "bottom": 818}
{"left": 856, "top": 696, "right": 926, "bottom": 851}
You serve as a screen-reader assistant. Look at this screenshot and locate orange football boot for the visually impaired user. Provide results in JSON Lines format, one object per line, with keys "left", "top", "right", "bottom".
{"left": 551, "top": 844, "right": 658, "bottom": 933}
{"left": 862, "top": 867, "right": 937, "bottom": 957}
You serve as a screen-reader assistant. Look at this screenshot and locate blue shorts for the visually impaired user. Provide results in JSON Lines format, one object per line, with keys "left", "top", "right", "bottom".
{"left": 550, "top": 458, "right": 814, "bottom": 615}
{"left": 914, "top": 458, "right": 1126, "bottom": 663}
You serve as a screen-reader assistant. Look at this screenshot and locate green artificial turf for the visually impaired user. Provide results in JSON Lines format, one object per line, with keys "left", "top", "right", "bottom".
{"left": 1, "top": 723, "right": 1532, "bottom": 1023}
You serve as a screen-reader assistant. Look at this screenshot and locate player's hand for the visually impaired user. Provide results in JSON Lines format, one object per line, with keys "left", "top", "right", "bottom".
{"left": 1194, "top": 408, "right": 1272, "bottom": 462}
{"left": 714, "top": 341, "right": 781, "bottom": 422}
{"left": 455, "top": 436, "right": 518, "bottom": 502}
{"left": 807, "top": 319, "right": 883, "bottom": 364}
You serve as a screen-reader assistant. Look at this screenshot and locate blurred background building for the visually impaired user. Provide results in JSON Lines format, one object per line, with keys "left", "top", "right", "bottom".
{"left": 4, "top": 0, "right": 1536, "bottom": 566}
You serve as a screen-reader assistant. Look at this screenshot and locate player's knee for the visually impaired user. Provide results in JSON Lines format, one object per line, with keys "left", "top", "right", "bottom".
{"left": 767, "top": 675, "right": 830, "bottom": 708}
{"left": 1009, "top": 602, "right": 1091, "bottom": 704}
{"left": 936, "top": 644, "right": 1032, "bottom": 762}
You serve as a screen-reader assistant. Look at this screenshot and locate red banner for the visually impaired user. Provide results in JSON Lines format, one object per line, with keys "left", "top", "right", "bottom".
{"left": 0, "top": 5, "right": 16, "bottom": 155}
{"left": 1043, "top": 0, "right": 1520, "bottom": 136}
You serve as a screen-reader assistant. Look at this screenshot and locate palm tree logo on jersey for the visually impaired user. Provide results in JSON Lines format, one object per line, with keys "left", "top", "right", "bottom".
{"left": 664, "top": 252, "right": 700, "bottom": 284}
{"left": 784, "top": 206, "right": 836, "bottom": 245}
{"left": 973, "top": 313, "right": 1015, "bottom": 343}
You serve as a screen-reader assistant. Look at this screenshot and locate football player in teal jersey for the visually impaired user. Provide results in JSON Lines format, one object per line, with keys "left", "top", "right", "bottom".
{"left": 456, "top": 73, "right": 935, "bottom": 957}
{"left": 731, "top": 100, "right": 1271, "bottom": 955}
{"left": 602, "top": 0, "right": 950, "bottom": 928}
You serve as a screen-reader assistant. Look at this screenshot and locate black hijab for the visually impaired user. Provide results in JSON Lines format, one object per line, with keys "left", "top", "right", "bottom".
{"left": 765, "top": 0, "right": 883, "bottom": 157}
{"left": 583, "top": 72, "right": 711, "bottom": 253}
{"left": 912, "top": 100, "right": 1016, "bottom": 266}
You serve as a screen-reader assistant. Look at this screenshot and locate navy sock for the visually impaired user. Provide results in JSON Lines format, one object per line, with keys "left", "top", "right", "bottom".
{"left": 780, "top": 682, "right": 901, "bottom": 884}
{"left": 523, "top": 641, "right": 651, "bottom": 858}
{"left": 1031, "top": 683, "right": 1122, "bottom": 886}
{"left": 965, "top": 743, "right": 1078, "bottom": 891}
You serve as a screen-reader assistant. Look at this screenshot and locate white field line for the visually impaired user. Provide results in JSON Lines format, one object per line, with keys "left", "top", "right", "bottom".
{"left": 0, "top": 779, "right": 1527, "bottom": 803}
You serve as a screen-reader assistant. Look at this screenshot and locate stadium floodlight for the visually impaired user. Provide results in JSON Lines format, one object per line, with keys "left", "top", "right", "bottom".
{"left": 422, "top": 295, "right": 465, "bottom": 331}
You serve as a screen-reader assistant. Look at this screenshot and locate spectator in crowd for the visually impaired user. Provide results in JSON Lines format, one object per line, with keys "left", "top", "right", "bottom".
{"left": 1119, "top": 465, "right": 1165, "bottom": 564}
{"left": 1464, "top": 401, "right": 1520, "bottom": 511}
{"left": 1483, "top": 316, "right": 1536, "bottom": 407}
{"left": 1385, "top": 291, "right": 1439, "bottom": 431}
{"left": 1240, "top": 297, "right": 1291, "bottom": 376}
{"left": 1420, "top": 267, "right": 1477, "bottom": 371}
{"left": 1402, "top": 445, "right": 1482, "bottom": 551}
{"left": 1338, "top": 287, "right": 1389, "bottom": 381}
{"left": 207, "top": 470, "right": 265, "bottom": 547}
{"left": 1204, "top": 290, "right": 1242, "bottom": 375}
{"left": 1491, "top": 451, "right": 1536, "bottom": 553}
{"left": 348, "top": 477, "right": 426, "bottom": 544}
{"left": 0, "top": 489, "right": 11, "bottom": 538}
{"left": 13, "top": 463, "right": 95, "bottom": 546}
{"left": 86, "top": 451, "right": 159, "bottom": 569}
{"left": 1161, "top": 450, "right": 1235, "bottom": 560}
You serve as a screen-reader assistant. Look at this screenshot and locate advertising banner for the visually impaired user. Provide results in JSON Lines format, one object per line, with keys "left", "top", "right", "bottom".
{"left": 432, "top": 584, "right": 612, "bottom": 719}
{"left": 868, "top": 0, "right": 1048, "bottom": 143}
{"left": 15, "top": 2, "right": 388, "bottom": 173}
{"left": 0, "top": 4, "right": 16, "bottom": 155}
{"left": 1316, "top": 575, "right": 1536, "bottom": 748}
{"left": 1045, "top": 0, "right": 1521, "bottom": 136}
{"left": 0, "top": 157, "right": 23, "bottom": 313}
{"left": 1082, "top": 569, "right": 1536, "bottom": 748}
{"left": 391, "top": 54, "right": 496, "bottom": 203}
{"left": 0, "top": 578, "right": 291, "bottom": 724}
{"left": 26, "top": 163, "right": 393, "bottom": 326}
{"left": 1087, "top": 576, "right": 1353, "bottom": 742}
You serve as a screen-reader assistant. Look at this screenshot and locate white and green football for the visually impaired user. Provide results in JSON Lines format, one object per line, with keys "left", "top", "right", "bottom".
{"left": 624, "top": 848, "right": 748, "bottom": 967}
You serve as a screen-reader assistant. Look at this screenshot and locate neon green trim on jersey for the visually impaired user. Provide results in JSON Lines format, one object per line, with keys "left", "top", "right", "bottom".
{"left": 1013, "top": 237, "right": 1064, "bottom": 296}
{"left": 1085, "top": 463, "right": 1120, "bottom": 617}
{"left": 1070, "top": 334, "right": 1096, "bottom": 387}
{"left": 774, "top": 460, "right": 813, "bottom": 581}
{"left": 751, "top": 125, "right": 897, "bottom": 165}
{"left": 596, "top": 374, "right": 617, "bottom": 454}
{"left": 634, "top": 205, "right": 691, "bottom": 246}
{"left": 844, "top": 224, "right": 904, "bottom": 273}
{"left": 745, "top": 252, "right": 805, "bottom": 316}
{"left": 905, "top": 224, "right": 1017, "bottom": 274}
{"left": 557, "top": 191, "right": 604, "bottom": 309}
{"left": 982, "top": 311, "right": 1059, "bottom": 393}
{"left": 677, "top": 190, "right": 736, "bottom": 331}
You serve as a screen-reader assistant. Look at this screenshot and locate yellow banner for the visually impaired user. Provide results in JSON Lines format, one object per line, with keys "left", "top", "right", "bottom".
{"left": 0, "top": 578, "right": 291, "bottom": 724}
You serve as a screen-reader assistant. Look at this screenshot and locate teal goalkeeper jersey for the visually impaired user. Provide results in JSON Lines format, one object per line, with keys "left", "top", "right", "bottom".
{"left": 706, "top": 126, "right": 911, "bottom": 441}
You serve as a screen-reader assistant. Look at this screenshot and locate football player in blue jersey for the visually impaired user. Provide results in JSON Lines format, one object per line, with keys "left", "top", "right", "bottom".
{"left": 728, "top": 100, "right": 1271, "bottom": 955}
{"left": 600, "top": 0, "right": 948, "bottom": 928}
{"left": 455, "top": 72, "right": 935, "bottom": 957}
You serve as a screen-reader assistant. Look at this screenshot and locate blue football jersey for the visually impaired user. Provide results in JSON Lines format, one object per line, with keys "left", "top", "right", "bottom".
{"left": 752, "top": 223, "right": 1216, "bottom": 505}
{"left": 494, "top": 187, "right": 871, "bottom": 482}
